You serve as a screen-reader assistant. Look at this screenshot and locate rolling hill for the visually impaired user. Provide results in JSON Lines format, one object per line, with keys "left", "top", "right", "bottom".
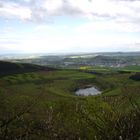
{"left": 0, "top": 61, "right": 139, "bottom": 139}
{"left": 0, "top": 61, "right": 54, "bottom": 76}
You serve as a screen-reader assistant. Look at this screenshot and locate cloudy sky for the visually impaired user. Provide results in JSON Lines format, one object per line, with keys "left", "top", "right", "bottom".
{"left": 0, "top": 0, "right": 140, "bottom": 54}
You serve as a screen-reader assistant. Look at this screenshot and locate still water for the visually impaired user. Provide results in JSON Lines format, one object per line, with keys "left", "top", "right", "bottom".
{"left": 75, "top": 86, "right": 101, "bottom": 96}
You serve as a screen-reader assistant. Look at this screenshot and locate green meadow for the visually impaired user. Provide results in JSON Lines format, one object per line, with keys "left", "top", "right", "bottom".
{"left": 0, "top": 62, "right": 140, "bottom": 140}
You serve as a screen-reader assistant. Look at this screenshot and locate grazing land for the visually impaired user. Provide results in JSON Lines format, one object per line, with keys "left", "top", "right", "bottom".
{"left": 0, "top": 61, "right": 140, "bottom": 140}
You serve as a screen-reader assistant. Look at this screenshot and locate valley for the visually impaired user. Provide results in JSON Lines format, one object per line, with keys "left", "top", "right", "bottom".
{"left": 0, "top": 60, "right": 139, "bottom": 139}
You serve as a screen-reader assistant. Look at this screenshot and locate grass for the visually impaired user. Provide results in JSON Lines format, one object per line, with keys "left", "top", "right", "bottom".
{"left": 122, "top": 65, "right": 140, "bottom": 72}
{"left": 0, "top": 62, "right": 140, "bottom": 139}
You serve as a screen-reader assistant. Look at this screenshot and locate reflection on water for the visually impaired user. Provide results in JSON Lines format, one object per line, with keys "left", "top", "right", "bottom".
{"left": 75, "top": 86, "right": 101, "bottom": 96}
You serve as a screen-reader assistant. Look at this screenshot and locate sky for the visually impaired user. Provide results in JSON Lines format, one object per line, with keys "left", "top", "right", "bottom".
{"left": 0, "top": 0, "right": 140, "bottom": 54}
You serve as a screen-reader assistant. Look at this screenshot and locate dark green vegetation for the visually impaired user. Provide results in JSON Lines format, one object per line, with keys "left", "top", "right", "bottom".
{"left": 0, "top": 61, "right": 140, "bottom": 140}
{"left": 0, "top": 61, "right": 54, "bottom": 77}
{"left": 130, "top": 73, "right": 140, "bottom": 81}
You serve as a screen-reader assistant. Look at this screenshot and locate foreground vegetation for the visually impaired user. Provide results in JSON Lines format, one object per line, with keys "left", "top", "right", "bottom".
{"left": 0, "top": 61, "right": 140, "bottom": 140}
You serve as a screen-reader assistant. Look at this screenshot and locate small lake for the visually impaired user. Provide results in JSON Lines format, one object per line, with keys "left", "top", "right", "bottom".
{"left": 75, "top": 86, "right": 101, "bottom": 96}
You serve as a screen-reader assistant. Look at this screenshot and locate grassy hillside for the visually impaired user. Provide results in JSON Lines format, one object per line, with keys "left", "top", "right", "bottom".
{"left": 0, "top": 61, "right": 140, "bottom": 139}
{"left": 0, "top": 61, "right": 54, "bottom": 77}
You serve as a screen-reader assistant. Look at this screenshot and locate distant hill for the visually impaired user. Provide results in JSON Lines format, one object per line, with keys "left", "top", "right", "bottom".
{"left": 1, "top": 52, "right": 140, "bottom": 68}
{"left": 0, "top": 61, "right": 54, "bottom": 76}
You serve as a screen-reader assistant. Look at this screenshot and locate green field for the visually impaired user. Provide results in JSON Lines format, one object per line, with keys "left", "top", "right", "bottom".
{"left": 0, "top": 62, "right": 140, "bottom": 140}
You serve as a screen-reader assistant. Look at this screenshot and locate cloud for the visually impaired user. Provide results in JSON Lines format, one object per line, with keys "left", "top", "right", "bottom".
{"left": 0, "top": 0, "right": 140, "bottom": 24}
{"left": 1, "top": 23, "right": 140, "bottom": 54}
{"left": 0, "top": 38, "right": 21, "bottom": 53}
{"left": 76, "top": 20, "right": 140, "bottom": 33}
{"left": 0, "top": 1, "right": 31, "bottom": 20}
{"left": 1, "top": 0, "right": 140, "bottom": 53}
